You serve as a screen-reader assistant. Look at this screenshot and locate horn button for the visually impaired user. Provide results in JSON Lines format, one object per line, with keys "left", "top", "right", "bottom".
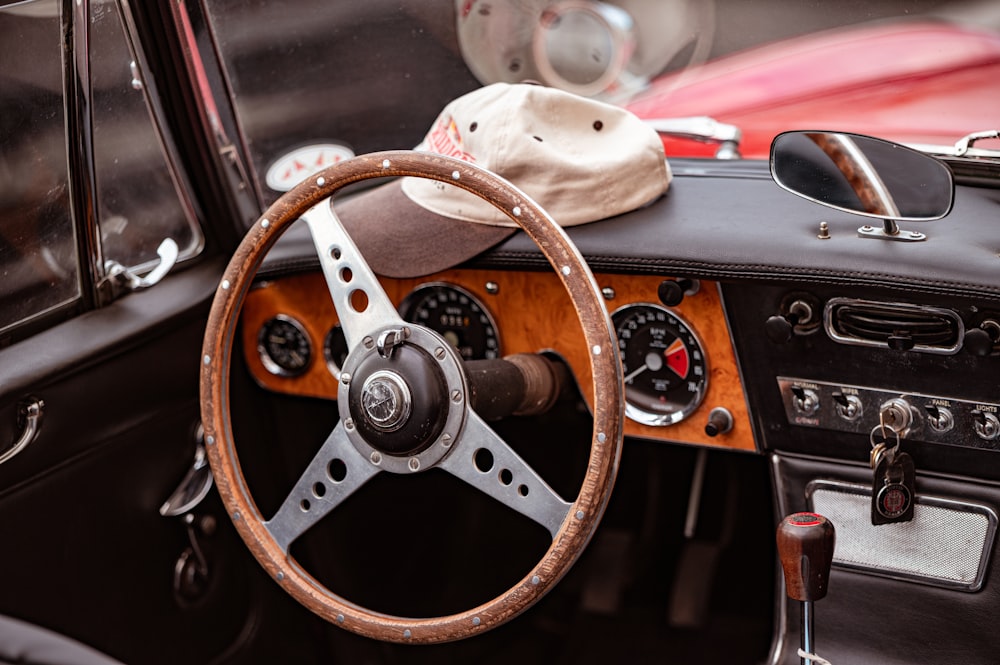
{"left": 347, "top": 344, "right": 449, "bottom": 457}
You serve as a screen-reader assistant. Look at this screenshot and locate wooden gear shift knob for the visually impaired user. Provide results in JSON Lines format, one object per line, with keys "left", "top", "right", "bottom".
{"left": 776, "top": 512, "right": 836, "bottom": 602}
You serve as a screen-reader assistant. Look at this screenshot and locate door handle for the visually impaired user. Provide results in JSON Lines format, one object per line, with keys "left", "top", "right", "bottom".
{"left": 0, "top": 398, "right": 44, "bottom": 466}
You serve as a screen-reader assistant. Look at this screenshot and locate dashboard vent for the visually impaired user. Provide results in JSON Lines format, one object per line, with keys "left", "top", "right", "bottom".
{"left": 824, "top": 298, "right": 964, "bottom": 355}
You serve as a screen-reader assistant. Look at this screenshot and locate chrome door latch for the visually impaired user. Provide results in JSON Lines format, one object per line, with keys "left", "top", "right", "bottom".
{"left": 0, "top": 398, "right": 44, "bottom": 466}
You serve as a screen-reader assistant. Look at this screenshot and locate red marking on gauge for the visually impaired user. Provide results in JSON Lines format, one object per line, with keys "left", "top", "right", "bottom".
{"left": 664, "top": 338, "right": 689, "bottom": 377}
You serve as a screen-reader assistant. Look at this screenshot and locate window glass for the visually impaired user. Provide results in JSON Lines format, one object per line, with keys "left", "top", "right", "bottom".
{"left": 0, "top": 0, "right": 205, "bottom": 340}
{"left": 203, "top": 0, "right": 480, "bottom": 206}
{"left": 204, "top": 1, "right": 1000, "bottom": 166}
{"left": 91, "top": 0, "right": 203, "bottom": 273}
{"left": 0, "top": 0, "right": 80, "bottom": 334}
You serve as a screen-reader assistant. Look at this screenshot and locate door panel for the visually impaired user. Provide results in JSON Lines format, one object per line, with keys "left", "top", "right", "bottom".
{"left": 0, "top": 261, "right": 306, "bottom": 664}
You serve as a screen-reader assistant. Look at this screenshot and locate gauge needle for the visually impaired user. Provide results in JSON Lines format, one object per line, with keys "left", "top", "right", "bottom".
{"left": 623, "top": 364, "right": 649, "bottom": 383}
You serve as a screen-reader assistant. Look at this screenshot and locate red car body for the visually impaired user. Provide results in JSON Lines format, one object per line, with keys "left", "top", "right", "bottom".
{"left": 626, "top": 20, "right": 1000, "bottom": 158}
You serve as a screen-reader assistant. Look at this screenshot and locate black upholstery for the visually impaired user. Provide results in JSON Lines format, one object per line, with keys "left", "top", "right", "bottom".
{"left": 0, "top": 615, "right": 124, "bottom": 665}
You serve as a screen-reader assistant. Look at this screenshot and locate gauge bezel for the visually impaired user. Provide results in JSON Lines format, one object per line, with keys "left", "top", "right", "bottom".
{"left": 398, "top": 282, "right": 502, "bottom": 360}
{"left": 257, "top": 314, "right": 312, "bottom": 377}
{"left": 611, "top": 302, "right": 709, "bottom": 427}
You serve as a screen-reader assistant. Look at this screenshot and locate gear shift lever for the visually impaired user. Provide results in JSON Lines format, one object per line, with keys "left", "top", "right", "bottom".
{"left": 776, "top": 512, "right": 836, "bottom": 665}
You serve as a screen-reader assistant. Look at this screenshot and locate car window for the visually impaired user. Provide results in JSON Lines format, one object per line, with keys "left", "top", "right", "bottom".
{"left": 202, "top": 0, "right": 1000, "bottom": 171}
{"left": 202, "top": 0, "right": 481, "bottom": 206}
{"left": 0, "top": 0, "right": 204, "bottom": 341}
{"left": 0, "top": 0, "right": 79, "bottom": 335}
{"left": 91, "top": 0, "right": 204, "bottom": 274}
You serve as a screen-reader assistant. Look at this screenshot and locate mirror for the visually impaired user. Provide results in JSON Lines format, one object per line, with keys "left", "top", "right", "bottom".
{"left": 770, "top": 131, "right": 954, "bottom": 221}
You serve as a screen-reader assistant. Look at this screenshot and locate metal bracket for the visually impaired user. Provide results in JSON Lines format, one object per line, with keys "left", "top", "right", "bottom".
{"left": 644, "top": 116, "right": 742, "bottom": 159}
{"left": 858, "top": 221, "right": 926, "bottom": 242}
{"left": 955, "top": 130, "right": 1000, "bottom": 157}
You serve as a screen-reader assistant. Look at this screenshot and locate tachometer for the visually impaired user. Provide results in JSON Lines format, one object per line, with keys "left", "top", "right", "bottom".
{"left": 612, "top": 303, "right": 708, "bottom": 426}
{"left": 257, "top": 315, "right": 312, "bottom": 377}
{"left": 399, "top": 283, "right": 500, "bottom": 360}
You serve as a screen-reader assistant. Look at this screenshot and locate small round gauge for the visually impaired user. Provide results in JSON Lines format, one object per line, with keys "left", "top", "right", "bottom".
{"left": 399, "top": 283, "right": 500, "bottom": 361}
{"left": 612, "top": 303, "right": 708, "bottom": 426}
{"left": 257, "top": 315, "right": 312, "bottom": 377}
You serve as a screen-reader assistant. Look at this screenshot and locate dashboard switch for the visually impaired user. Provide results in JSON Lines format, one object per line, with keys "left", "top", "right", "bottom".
{"left": 765, "top": 298, "right": 816, "bottom": 344}
{"left": 925, "top": 404, "right": 954, "bottom": 433}
{"left": 704, "top": 407, "right": 734, "bottom": 437}
{"left": 972, "top": 410, "right": 1000, "bottom": 441}
{"left": 657, "top": 278, "right": 697, "bottom": 307}
{"left": 832, "top": 392, "right": 862, "bottom": 421}
{"left": 964, "top": 320, "right": 1000, "bottom": 357}
{"left": 765, "top": 315, "right": 795, "bottom": 344}
{"left": 791, "top": 386, "right": 820, "bottom": 416}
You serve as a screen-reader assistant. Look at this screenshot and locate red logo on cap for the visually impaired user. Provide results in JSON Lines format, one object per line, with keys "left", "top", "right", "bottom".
{"left": 425, "top": 115, "right": 475, "bottom": 163}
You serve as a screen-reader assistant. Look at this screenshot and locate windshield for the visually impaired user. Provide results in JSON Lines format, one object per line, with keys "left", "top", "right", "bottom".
{"left": 203, "top": 0, "right": 1000, "bottom": 204}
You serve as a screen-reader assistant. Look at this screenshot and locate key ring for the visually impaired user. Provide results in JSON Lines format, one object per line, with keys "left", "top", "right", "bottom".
{"left": 870, "top": 424, "right": 900, "bottom": 467}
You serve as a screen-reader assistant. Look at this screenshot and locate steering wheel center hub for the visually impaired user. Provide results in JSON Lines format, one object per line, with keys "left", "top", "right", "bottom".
{"left": 339, "top": 325, "right": 469, "bottom": 470}
{"left": 361, "top": 370, "right": 411, "bottom": 432}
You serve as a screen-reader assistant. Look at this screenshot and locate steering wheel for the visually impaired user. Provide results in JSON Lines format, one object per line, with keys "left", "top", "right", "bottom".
{"left": 200, "top": 150, "right": 624, "bottom": 643}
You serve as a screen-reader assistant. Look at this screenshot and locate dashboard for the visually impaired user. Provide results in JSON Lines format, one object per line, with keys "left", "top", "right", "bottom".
{"left": 241, "top": 165, "right": 1000, "bottom": 476}
{"left": 229, "top": 159, "right": 1000, "bottom": 664}
{"left": 240, "top": 269, "right": 756, "bottom": 452}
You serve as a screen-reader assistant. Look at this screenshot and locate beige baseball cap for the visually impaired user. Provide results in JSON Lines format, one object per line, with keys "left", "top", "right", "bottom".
{"left": 334, "top": 82, "right": 670, "bottom": 277}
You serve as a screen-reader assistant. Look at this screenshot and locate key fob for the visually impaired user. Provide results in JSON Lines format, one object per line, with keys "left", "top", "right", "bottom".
{"left": 872, "top": 451, "right": 915, "bottom": 525}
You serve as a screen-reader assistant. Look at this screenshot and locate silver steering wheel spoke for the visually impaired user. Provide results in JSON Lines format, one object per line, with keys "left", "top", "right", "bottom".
{"left": 439, "top": 411, "right": 571, "bottom": 539}
{"left": 300, "top": 202, "right": 406, "bottom": 349}
{"left": 265, "top": 422, "right": 380, "bottom": 552}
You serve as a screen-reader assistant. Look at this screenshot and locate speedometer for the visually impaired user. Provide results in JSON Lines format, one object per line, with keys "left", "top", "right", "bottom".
{"left": 399, "top": 283, "right": 500, "bottom": 361}
{"left": 612, "top": 303, "right": 708, "bottom": 426}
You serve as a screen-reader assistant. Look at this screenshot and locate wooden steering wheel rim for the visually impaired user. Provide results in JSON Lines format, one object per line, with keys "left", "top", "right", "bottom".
{"left": 200, "top": 150, "right": 624, "bottom": 644}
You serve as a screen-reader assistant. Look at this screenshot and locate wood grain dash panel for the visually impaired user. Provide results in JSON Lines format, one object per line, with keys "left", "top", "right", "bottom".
{"left": 240, "top": 270, "right": 756, "bottom": 452}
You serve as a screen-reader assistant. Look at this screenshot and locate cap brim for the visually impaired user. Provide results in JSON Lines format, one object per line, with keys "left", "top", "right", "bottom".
{"left": 332, "top": 180, "right": 517, "bottom": 279}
